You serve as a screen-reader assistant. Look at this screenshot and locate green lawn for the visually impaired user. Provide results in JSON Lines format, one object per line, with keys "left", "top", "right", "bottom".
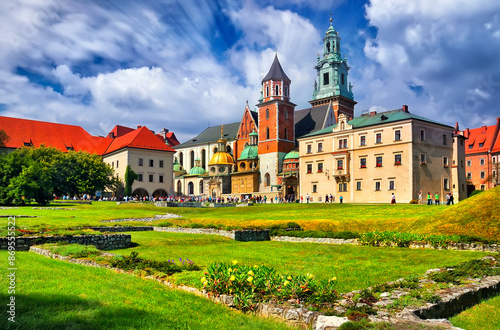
{"left": 450, "top": 295, "right": 500, "bottom": 329}
{"left": 110, "top": 231, "right": 490, "bottom": 292}
{"left": 0, "top": 251, "right": 293, "bottom": 330}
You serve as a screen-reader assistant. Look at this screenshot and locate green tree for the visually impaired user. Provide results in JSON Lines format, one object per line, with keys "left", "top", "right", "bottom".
{"left": 0, "top": 129, "right": 9, "bottom": 148}
{"left": 124, "top": 165, "right": 138, "bottom": 196}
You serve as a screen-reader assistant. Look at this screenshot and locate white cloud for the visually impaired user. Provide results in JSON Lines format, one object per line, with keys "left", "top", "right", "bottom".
{"left": 355, "top": 0, "right": 500, "bottom": 128}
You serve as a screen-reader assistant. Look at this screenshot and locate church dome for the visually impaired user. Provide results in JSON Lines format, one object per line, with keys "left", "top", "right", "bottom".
{"left": 238, "top": 145, "right": 258, "bottom": 161}
{"left": 189, "top": 165, "right": 207, "bottom": 175}
{"left": 284, "top": 150, "right": 299, "bottom": 160}
{"left": 173, "top": 158, "right": 186, "bottom": 174}
{"left": 209, "top": 152, "right": 234, "bottom": 165}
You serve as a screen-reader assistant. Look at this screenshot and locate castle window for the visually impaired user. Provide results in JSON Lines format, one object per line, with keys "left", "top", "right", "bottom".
{"left": 480, "top": 171, "right": 485, "bottom": 179}
{"left": 285, "top": 109, "right": 288, "bottom": 120}
{"left": 480, "top": 158, "right": 485, "bottom": 166}
{"left": 199, "top": 181, "right": 204, "bottom": 194}
{"left": 201, "top": 149, "right": 206, "bottom": 169}
{"left": 376, "top": 133, "right": 382, "bottom": 144}
{"left": 149, "top": 159, "right": 154, "bottom": 167}
{"left": 266, "top": 127, "right": 270, "bottom": 140}
{"left": 159, "top": 160, "right": 163, "bottom": 168}
{"left": 326, "top": 42, "right": 331, "bottom": 53}
{"left": 341, "top": 73, "right": 345, "bottom": 85}
{"left": 323, "top": 72, "right": 329, "bottom": 86}
{"left": 266, "top": 109, "right": 269, "bottom": 119}
{"left": 190, "top": 151, "right": 195, "bottom": 168}
{"left": 179, "top": 153, "right": 183, "bottom": 166}
{"left": 138, "top": 158, "right": 144, "bottom": 166}
{"left": 264, "top": 173, "right": 271, "bottom": 186}
{"left": 284, "top": 85, "right": 288, "bottom": 97}
{"left": 318, "top": 142, "right": 323, "bottom": 152}
{"left": 307, "top": 144, "right": 312, "bottom": 154}
{"left": 159, "top": 175, "right": 164, "bottom": 183}
{"left": 420, "top": 130, "right": 425, "bottom": 141}
{"left": 360, "top": 136, "right": 366, "bottom": 146}
{"left": 138, "top": 174, "right": 143, "bottom": 182}
{"left": 443, "top": 178, "right": 449, "bottom": 190}
{"left": 275, "top": 85, "right": 279, "bottom": 95}
{"left": 266, "top": 86, "right": 269, "bottom": 97}
{"left": 284, "top": 127, "right": 288, "bottom": 140}
{"left": 394, "top": 130, "right": 401, "bottom": 141}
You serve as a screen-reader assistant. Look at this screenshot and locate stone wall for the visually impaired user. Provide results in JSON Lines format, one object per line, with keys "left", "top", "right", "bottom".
{"left": 153, "top": 227, "right": 270, "bottom": 242}
{"left": 271, "top": 236, "right": 358, "bottom": 245}
{"left": 0, "top": 234, "right": 131, "bottom": 251}
{"left": 89, "top": 226, "right": 153, "bottom": 232}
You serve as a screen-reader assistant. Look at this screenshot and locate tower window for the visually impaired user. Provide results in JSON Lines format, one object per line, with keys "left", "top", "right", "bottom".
{"left": 284, "top": 85, "right": 288, "bottom": 97}
{"left": 341, "top": 73, "right": 345, "bottom": 85}
{"left": 284, "top": 128, "right": 288, "bottom": 140}
{"left": 265, "top": 173, "right": 271, "bottom": 187}
{"left": 266, "top": 109, "right": 269, "bottom": 119}
{"left": 266, "top": 127, "right": 270, "bottom": 140}
{"left": 266, "top": 86, "right": 269, "bottom": 97}
{"left": 275, "top": 85, "right": 279, "bottom": 96}
{"left": 323, "top": 72, "right": 329, "bottom": 86}
{"left": 326, "top": 42, "right": 331, "bottom": 53}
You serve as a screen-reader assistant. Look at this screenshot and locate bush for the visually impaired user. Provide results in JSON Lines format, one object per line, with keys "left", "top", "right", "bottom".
{"left": 156, "top": 222, "right": 173, "bottom": 227}
{"left": 469, "top": 189, "right": 484, "bottom": 197}
{"left": 202, "top": 261, "right": 339, "bottom": 311}
{"left": 109, "top": 252, "right": 200, "bottom": 275}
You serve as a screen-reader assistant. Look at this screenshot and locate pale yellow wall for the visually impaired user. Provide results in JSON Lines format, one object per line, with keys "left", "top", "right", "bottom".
{"left": 103, "top": 148, "right": 174, "bottom": 196}
{"left": 299, "top": 117, "right": 457, "bottom": 203}
{"left": 174, "top": 141, "right": 235, "bottom": 173}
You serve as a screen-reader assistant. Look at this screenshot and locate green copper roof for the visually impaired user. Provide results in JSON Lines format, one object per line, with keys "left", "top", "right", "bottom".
{"left": 249, "top": 131, "right": 258, "bottom": 137}
{"left": 189, "top": 166, "right": 207, "bottom": 175}
{"left": 238, "top": 145, "right": 258, "bottom": 161}
{"left": 299, "top": 109, "right": 452, "bottom": 139}
{"left": 173, "top": 159, "right": 186, "bottom": 173}
{"left": 284, "top": 150, "right": 299, "bottom": 160}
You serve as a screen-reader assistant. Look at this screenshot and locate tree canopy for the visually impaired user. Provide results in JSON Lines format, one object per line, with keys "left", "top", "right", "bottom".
{"left": 0, "top": 129, "right": 9, "bottom": 147}
{"left": 0, "top": 146, "right": 119, "bottom": 205}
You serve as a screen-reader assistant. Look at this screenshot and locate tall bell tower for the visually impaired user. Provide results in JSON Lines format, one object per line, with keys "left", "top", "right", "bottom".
{"left": 310, "top": 15, "right": 356, "bottom": 119}
{"left": 257, "top": 54, "right": 296, "bottom": 193}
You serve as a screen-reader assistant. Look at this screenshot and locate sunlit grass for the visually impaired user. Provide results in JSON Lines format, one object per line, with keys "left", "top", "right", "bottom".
{"left": 110, "top": 231, "right": 490, "bottom": 293}
{"left": 450, "top": 294, "right": 500, "bottom": 329}
{"left": 0, "top": 251, "right": 294, "bottom": 330}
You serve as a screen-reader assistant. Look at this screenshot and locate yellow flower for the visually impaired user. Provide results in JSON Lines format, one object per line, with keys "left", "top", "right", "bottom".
{"left": 287, "top": 275, "right": 292, "bottom": 281}
{"left": 230, "top": 275, "right": 235, "bottom": 281}
{"left": 201, "top": 276, "right": 206, "bottom": 283}
{"left": 248, "top": 270, "right": 254, "bottom": 276}
{"left": 330, "top": 276, "right": 337, "bottom": 282}
{"left": 232, "top": 260, "right": 238, "bottom": 265}
{"left": 253, "top": 265, "right": 259, "bottom": 269}
{"left": 228, "top": 268, "right": 232, "bottom": 273}
{"left": 247, "top": 276, "right": 253, "bottom": 283}
{"left": 307, "top": 273, "right": 314, "bottom": 279}
{"left": 284, "top": 280, "right": 290, "bottom": 287}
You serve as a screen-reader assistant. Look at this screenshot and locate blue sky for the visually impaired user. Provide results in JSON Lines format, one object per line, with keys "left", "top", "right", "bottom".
{"left": 1, "top": 0, "right": 499, "bottom": 142}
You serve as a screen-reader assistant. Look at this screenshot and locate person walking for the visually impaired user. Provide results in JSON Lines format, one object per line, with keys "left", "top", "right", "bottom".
{"left": 329, "top": 193, "right": 333, "bottom": 203}
{"left": 339, "top": 195, "right": 343, "bottom": 204}
{"left": 449, "top": 193, "right": 454, "bottom": 205}
{"left": 418, "top": 190, "right": 423, "bottom": 205}
{"left": 434, "top": 192, "right": 440, "bottom": 205}
{"left": 391, "top": 193, "right": 396, "bottom": 204}
{"left": 427, "top": 192, "right": 432, "bottom": 205}
{"left": 306, "top": 194, "right": 309, "bottom": 203}
{"left": 446, "top": 193, "right": 450, "bottom": 205}
{"left": 325, "top": 194, "right": 329, "bottom": 203}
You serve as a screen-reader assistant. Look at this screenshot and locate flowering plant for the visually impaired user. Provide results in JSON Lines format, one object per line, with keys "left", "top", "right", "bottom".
{"left": 202, "top": 261, "right": 339, "bottom": 311}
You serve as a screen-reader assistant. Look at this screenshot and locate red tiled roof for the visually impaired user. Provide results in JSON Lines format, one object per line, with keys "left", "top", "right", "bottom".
{"left": 463, "top": 123, "right": 498, "bottom": 155}
{"left": 109, "top": 125, "right": 135, "bottom": 138}
{"left": 0, "top": 116, "right": 176, "bottom": 156}
{"left": 103, "top": 126, "right": 175, "bottom": 155}
{"left": 0, "top": 116, "right": 111, "bottom": 154}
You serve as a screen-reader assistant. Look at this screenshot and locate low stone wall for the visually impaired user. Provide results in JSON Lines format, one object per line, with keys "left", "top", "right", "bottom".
{"left": 155, "top": 201, "right": 203, "bottom": 208}
{"left": 101, "top": 213, "right": 182, "bottom": 223}
{"left": 0, "top": 234, "right": 131, "bottom": 251}
{"left": 271, "top": 236, "right": 358, "bottom": 245}
{"left": 409, "top": 241, "right": 500, "bottom": 253}
{"left": 89, "top": 226, "right": 153, "bottom": 233}
{"left": 153, "top": 227, "right": 270, "bottom": 242}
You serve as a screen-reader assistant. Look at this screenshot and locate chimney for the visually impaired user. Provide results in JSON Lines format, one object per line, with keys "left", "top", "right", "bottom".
{"left": 402, "top": 105, "right": 409, "bottom": 112}
{"left": 482, "top": 125, "right": 487, "bottom": 133}
{"left": 137, "top": 125, "right": 142, "bottom": 129}
{"left": 465, "top": 128, "right": 470, "bottom": 138}
{"left": 107, "top": 132, "right": 115, "bottom": 139}
{"left": 369, "top": 111, "right": 377, "bottom": 116}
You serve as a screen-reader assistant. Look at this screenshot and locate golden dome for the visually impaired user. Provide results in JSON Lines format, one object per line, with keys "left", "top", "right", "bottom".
{"left": 209, "top": 152, "right": 235, "bottom": 165}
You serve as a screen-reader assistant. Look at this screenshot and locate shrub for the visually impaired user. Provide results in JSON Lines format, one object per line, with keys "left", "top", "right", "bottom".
{"left": 202, "top": 261, "right": 339, "bottom": 311}
{"left": 156, "top": 222, "right": 173, "bottom": 227}
{"left": 469, "top": 190, "right": 484, "bottom": 197}
{"left": 409, "top": 199, "right": 418, "bottom": 204}
{"left": 109, "top": 252, "right": 200, "bottom": 275}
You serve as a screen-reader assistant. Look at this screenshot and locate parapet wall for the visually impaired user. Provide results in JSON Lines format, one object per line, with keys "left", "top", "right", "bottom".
{"left": 0, "top": 234, "right": 131, "bottom": 251}
{"left": 153, "top": 227, "right": 270, "bottom": 241}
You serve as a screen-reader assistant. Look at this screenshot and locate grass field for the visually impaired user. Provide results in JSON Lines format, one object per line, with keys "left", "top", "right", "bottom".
{"left": 110, "top": 231, "right": 490, "bottom": 292}
{"left": 0, "top": 251, "right": 293, "bottom": 330}
{"left": 450, "top": 294, "right": 500, "bottom": 330}
{"left": 1, "top": 186, "right": 498, "bottom": 240}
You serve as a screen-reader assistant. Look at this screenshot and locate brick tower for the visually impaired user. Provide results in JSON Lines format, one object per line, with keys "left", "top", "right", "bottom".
{"left": 257, "top": 54, "right": 296, "bottom": 193}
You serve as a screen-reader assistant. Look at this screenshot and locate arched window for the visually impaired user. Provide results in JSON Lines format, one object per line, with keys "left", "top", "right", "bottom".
{"left": 226, "top": 145, "right": 232, "bottom": 154}
{"left": 326, "top": 42, "right": 331, "bottom": 53}
{"left": 266, "top": 109, "right": 269, "bottom": 119}
{"left": 188, "top": 182, "right": 194, "bottom": 195}
{"left": 201, "top": 149, "right": 206, "bottom": 169}
{"left": 190, "top": 150, "right": 195, "bottom": 168}
{"left": 199, "top": 181, "right": 204, "bottom": 194}
{"left": 177, "top": 181, "right": 182, "bottom": 194}
{"left": 179, "top": 152, "right": 184, "bottom": 166}
{"left": 284, "top": 85, "right": 288, "bottom": 97}
{"left": 266, "top": 127, "right": 270, "bottom": 140}
{"left": 213, "top": 147, "right": 218, "bottom": 154}
{"left": 264, "top": 173, "right": 271, "bottom": 187}
{"left": 275, "top": 85, "right": 279, "bottom": 96}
